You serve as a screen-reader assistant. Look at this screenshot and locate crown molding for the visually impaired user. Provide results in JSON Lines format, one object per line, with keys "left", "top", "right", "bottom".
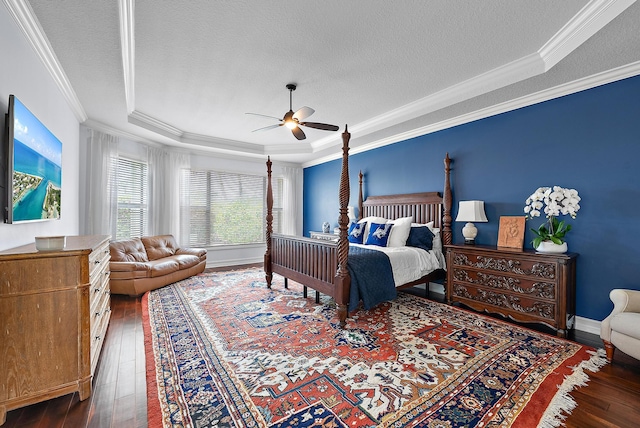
{"left": 310, "top": 0, "right": 634, "bottom": 156}
{"left": 128, "top": 109, "right": 313, "bottom": 155}
{"left": 128, "top": 109, "right": 183, "bottom": 139}
{"left": 83, "top": 118, "right": 162, "bottom": 147}
{"left": 540, "top": 0, "right": 637, "bottom": 71}
{"left": 181, "top": 131, "right": 265, "bottom": 154}
{"left": 310, "top": 52, "right": 545, "bottom": 154}
{"left": 303, "top": 61, "right": 640, "bottom": 168}
{"left": 118, "top": 0, "right": 135, "bottom": 114}
{"left": 3, "top": 0, "right": 87, "bottom": 122}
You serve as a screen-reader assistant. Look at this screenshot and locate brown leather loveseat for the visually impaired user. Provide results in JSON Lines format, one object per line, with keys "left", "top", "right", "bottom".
{"left": 109, "top": 234, "right": 207, "bottom": 296}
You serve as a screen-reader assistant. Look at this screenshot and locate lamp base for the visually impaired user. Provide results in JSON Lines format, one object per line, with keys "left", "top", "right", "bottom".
{"left": 461, "top": 222, "right": 478, "bottom": 245}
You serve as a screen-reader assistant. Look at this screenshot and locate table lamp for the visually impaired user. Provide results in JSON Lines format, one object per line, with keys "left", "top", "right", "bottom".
{"left": 455, "top": 200, "right": 488, "bottom": 244}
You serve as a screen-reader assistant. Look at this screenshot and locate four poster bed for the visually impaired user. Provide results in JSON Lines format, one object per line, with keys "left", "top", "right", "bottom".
{"left": 264, "top": 126, "right": 452, "bottom": 328}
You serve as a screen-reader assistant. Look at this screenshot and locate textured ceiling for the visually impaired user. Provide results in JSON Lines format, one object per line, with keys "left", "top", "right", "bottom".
{"left": 10, "top": 0, "right": 640, "bottom": 164}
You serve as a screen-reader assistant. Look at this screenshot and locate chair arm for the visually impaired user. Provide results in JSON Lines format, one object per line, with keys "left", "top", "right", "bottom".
{"left": 176, "top": 247, "right": 207, "bottom": 258}
{"left": 610, "top": 289, "right": 640, "bottom": 315}
{"left": 600, "top": 289, "right": 640, "bottom": 341}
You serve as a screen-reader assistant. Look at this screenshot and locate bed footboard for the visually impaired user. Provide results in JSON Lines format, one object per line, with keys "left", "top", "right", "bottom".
{"left": 269, "top": 234, "right": 338, "bottom": 297}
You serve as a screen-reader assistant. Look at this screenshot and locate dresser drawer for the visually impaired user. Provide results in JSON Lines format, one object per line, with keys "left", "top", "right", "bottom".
{"left": 451, "top": 268, "right": 557, "bottom": 301}
{"left": 90, "top": 260, "right": 110, "bottom": 306}
{"left": 89, "top": 240, "right": 110, "bottom": 279}
{"left": 452, "top": 282, "right": 556, "bottom": 323}
{"left": 90, "top": 290, "right": 111, "bottom": 373}
{"left": 450, "top": 251, "right": 557, "bottom": 281}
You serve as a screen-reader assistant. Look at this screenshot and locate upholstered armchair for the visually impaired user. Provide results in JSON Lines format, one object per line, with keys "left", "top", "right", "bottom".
{"left": 600, "top": 289, "right": 640, "bottom": 362}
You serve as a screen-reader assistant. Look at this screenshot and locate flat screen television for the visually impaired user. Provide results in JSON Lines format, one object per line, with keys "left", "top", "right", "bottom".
{"left": 4, "top": 94, "right": 62, "bottom": 223}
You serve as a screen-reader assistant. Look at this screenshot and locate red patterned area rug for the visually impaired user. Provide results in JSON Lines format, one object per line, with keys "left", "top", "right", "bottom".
{"left": 142, "top": 267, "right": 606, "bottom": 427}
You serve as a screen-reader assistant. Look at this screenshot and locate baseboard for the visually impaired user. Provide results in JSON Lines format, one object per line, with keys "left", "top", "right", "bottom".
{"left": 575, "top": 316, "right": 601, "bottom": 336}
{"left": 206, "top": 257, "right": 262, "bottom": 269}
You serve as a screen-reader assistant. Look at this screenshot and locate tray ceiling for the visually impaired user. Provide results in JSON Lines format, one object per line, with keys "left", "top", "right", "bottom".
{"left": 8, "top": 0, "right": 640, "bottom": 164}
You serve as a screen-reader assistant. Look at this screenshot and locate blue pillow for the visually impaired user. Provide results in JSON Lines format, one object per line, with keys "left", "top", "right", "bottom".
{"left": 348, "top": 222, "right": 366, "bottom": 244}
{"left": 406, "top": 226, "right": 434, "bottom": 252}
{"left": 365, "top": 222, "right": 394, "bottom": 246}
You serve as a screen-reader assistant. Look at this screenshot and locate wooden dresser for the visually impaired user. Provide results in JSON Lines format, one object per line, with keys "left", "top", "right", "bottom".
{"left": 0, "top": 235, "right": 111, "bottom": 425}
{"left": 445, "top": 244, "right": 577, "bottom": 337}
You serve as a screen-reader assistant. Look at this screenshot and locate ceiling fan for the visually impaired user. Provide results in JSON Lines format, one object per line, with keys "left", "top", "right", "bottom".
{"left": 246, "top": 83, "right": 339, "bottom": 140}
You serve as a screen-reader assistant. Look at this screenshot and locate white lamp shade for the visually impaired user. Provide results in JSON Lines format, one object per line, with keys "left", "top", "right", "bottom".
{"left": 455, "top": 200, "right": 488, "bottom": 223}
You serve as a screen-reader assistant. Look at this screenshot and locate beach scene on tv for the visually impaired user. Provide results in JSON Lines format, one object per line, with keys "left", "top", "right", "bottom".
{"left": 12, "top": 97, "right": 62, "bottom": 222}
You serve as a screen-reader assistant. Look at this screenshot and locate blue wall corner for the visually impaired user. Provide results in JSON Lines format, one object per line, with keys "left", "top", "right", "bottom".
{"left": 303, "top": 74, "right": 640, "bottom": 322}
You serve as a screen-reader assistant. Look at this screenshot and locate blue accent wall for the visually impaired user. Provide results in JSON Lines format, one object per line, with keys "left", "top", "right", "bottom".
{"left": 303, "top": 74, "right": 640, "bottom": 322}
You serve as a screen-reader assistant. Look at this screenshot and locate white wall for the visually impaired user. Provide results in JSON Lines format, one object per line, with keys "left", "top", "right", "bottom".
{"left": 0, "top": 5, "right": 80, "bottom": 251}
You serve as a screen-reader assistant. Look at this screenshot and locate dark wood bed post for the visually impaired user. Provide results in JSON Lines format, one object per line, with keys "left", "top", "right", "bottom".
{"left": 264, "top": 156, "right": 273, "bottom": 287}
{"left": 357, "top": 170, "right": 364, "bottom": 221}
{"left": 442, "top": 153, "right": 452, "bottom": 245}
{"left": 335, "top": 126, "right": 351, "bottom": 328}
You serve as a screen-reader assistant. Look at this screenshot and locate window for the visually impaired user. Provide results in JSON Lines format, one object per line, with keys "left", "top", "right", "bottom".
{"left": 112, "top": 157, "right": 148, "bottom": 240}
{"left": 180, "top": 169, "right": 282, "bottom": 246}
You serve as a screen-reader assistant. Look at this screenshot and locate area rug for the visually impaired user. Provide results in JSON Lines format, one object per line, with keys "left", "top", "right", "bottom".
{"left": 142, "top": 267, "right": 606, "bottom": 427}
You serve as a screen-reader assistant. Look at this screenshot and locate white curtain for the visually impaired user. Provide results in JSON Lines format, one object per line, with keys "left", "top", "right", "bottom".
{"left": 282, "top": 165, "right": 303, "bottom": 235}
{"left": 81, "top": 129, "right": 118, "bottom": 236}
{"left": 148, "top": 147, "right": 190, "bottom": 244}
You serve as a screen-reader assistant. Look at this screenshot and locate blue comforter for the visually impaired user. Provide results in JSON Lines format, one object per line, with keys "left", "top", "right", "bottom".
{"left": 347, "top": 245, "right": 396, "bottom": 312}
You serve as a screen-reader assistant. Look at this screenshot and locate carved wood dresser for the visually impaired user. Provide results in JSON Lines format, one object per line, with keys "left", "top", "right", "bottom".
{"left": 0, "top": 235, "right": 111, "bottom": 425}
{"left": 445, "top": 244, "right": 577, "bottom": 337}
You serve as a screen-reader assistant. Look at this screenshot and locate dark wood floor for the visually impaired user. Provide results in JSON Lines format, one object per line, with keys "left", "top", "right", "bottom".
{"left": 4, "top": 272, "right": 640, "bottom": 427}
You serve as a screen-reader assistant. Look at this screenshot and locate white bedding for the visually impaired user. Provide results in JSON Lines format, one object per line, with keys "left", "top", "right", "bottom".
{"left": 350, "top": 243, "right": 446, "bottom": 287}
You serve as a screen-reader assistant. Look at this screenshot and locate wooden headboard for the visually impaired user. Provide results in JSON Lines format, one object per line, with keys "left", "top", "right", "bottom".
{"left": 361, "top": 192, "right": 445, "bottom": 227}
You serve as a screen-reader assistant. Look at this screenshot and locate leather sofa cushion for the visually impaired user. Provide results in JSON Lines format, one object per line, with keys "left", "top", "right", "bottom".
{"left": 176, "top": 247, "right": 207, "bottom": 262}
{"left": 146, "top": 258, "right": 180, "bottom": 277}
{"left": 610, "top": 313, "right": 640, "bottom": 339}
{"left": 173, "top": 254, "right": 200, "bottom": 269}
{"left": 110, "top": 238, "right": 149, "bottom": 262}
{"left": 142, "top": 235, "right": 178, "bottom": 260}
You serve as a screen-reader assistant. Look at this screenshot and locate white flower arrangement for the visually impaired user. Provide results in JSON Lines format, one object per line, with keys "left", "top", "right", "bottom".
{"left": 524, "top": 186, "right": 581, "bottom": 248}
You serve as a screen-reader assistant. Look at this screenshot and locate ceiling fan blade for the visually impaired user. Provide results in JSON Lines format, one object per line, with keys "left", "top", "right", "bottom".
{"left": 245, "top": 112, "right": 283, "bottom": 121}
{"left": 252, "top": 123, "right": 283, "bottom": 132}
{"left": 293, "top": 106, "right": 314, "bottom": 121}
{"left": 299, "top": 122, "right": 340, "bottom": 132}
{"left": 292, "top": 126, "right": 306, "bottom": 140}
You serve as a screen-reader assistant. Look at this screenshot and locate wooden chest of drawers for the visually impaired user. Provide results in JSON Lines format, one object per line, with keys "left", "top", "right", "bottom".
{"left": 445, "top": 244, "right": 577, "bottom": 337}
{"left": 0, "top": 235, "right": 110, "bottom": 425}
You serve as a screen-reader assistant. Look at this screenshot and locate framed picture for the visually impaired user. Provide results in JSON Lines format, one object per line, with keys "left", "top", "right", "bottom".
{"left": 497, "top": 216, "right": 526, "bottom": 249}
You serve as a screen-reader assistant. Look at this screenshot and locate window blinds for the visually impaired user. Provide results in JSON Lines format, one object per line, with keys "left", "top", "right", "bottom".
{"left": 180, "top": 170, "right": 282, "bottom": 246}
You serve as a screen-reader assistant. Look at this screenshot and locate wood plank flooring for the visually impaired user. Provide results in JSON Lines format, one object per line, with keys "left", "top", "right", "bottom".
{"left": 3, "top": 271, "right": 640, "bottom": 427}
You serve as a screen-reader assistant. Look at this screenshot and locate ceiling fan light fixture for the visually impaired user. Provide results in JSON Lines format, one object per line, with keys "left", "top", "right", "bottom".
{"left": 246, "top": 83, "right": 338, "bottom": 140}
{"left": 285, "top": 119, "right": 297, "bottom": 129}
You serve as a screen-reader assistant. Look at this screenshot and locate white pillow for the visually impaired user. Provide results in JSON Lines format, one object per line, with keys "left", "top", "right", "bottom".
{"left": 387, "top": 216, "right": 413, "bottom": 247}
{"left": 431, "top": 227, "right": 442, "bottom": 253}
{"left": 411, "top": 221, "right": 434, "bottom": 229}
